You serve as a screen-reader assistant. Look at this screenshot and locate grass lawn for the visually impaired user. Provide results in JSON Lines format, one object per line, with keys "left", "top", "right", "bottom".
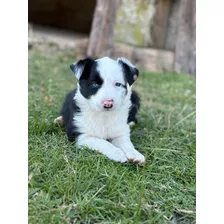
{"left": 28, "top": 48, "right": 196, "bottom": 224}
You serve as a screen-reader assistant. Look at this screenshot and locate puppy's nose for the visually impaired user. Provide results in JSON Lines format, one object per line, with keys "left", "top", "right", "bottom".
{"left": 103, "top": 99, "right": 114, "bottom": 109}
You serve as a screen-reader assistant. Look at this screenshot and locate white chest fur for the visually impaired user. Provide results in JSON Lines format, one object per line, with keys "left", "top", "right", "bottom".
{"left": 73, "top": 95, "right": 145, "bottom": 164}
{"left": 73, "top": 100, "right": 131, "bottom": 140}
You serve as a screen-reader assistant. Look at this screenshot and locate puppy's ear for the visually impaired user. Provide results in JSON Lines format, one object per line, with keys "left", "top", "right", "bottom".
{"left": 117, "top": 57, "right": 139, "bottom": 86}
{"left": 70, "top": 57, "right": 94, "bottom": 80}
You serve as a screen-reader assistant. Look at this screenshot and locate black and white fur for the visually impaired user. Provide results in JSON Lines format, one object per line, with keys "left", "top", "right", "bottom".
{"left": 55, "top": 57, "right": 145, "bottom": 164}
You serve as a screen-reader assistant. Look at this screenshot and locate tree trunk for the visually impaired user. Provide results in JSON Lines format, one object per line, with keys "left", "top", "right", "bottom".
{"left": 87, "top": 0, "right": 119, "bottom": 58}
{"left": 189, "top": 0, "right": 196, "bottom": 75}
{"left": 174, "top": 0, "right": 196, "bottom": 76}
{"left": 150, "top": 0, "right": 172, "bottom": 49}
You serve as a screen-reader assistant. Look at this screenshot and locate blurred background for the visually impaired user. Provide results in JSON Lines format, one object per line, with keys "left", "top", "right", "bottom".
{"left": 28, "top": 0, "right": 196, "bottom": 76}
{"left": 28, "top": 2, "right": 196, "bottom": 222}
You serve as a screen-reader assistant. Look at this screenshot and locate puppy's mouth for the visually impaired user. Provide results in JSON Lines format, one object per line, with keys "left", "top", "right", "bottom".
{"left": 104, "top": 105, "right": 113, "bottom": 110}
{"left": 104, "top": 107, "right": 113, "bottom": 111}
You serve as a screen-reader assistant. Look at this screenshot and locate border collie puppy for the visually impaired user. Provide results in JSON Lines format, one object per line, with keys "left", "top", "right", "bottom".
{"left": 54, "top": 57, "right": 145, "bottom": 164}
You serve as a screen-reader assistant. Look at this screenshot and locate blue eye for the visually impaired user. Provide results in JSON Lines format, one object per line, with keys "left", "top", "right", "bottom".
{"left": 91, "top": 82, "right": 100, "bottom": 88}
{"left": 115, "top": 82, "right": 122, "bottom": 87}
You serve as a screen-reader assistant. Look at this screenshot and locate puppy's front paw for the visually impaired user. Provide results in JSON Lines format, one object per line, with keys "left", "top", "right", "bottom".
{"left": 54, "top": 116, "right": 64, "bottom": 125}
{"left": 107, "top": 148, "right": 128, "bottom": 163}
{"left": 126, "top": 150, "right": 145, "bottom": 165}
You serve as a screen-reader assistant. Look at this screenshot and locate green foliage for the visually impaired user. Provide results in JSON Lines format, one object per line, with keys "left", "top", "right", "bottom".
{"left": 29, "top": 49, "right": 196, "bottom": 224}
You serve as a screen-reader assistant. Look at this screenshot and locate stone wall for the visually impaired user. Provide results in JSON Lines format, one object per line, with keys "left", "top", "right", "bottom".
{"left": 28, "top": 0, "right": 195, "bottom": 75}
{"left": 72, "top": 39, "right": 174, "bottom": 72}
{"left": 114, "top": 0, "right": 179, "bottom": 51}
{"left": 114, "top": 0, "right": 156, "bottom": 47}
{"left": 29, "top": 0, "right": 179, "bottom": 50}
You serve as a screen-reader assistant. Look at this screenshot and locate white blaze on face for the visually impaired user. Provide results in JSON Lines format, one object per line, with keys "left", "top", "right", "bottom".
{"left": 88, "top": 57, "right": 131, "bottom": 111}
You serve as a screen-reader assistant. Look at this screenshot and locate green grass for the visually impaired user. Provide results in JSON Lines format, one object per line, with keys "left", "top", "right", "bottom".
{"left": 28, "top": 48, "right": 196, "bottom": 224}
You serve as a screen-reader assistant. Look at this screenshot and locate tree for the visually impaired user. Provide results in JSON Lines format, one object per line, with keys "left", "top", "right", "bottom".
{"left": 175, "top": 0, "right": 196, "bottom": 75}
{"left": 87, "top": 0, "right": 119, "bottom": 58}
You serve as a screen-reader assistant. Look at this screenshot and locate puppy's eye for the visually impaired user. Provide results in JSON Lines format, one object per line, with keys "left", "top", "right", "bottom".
{"left": 91, "top": 82, "right": 100, "bottom": 88}
{"left": 115, "top": 82, "right": 122, "bottom": 87}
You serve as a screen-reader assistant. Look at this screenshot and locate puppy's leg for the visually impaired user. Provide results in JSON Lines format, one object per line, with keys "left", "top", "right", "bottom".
{"left": 128, "top": 121, "right": 136, "bottom": 127}
{"left": 128, "top": 90, "right": 140, "bottom": 125}
{"left": 54, "top": 116, "right": 64, "bottom": 125}
{"left": 111, "top": 136, "right": 145, "bottom": 164}
{"left": 77, "top": 136, "right": 128, "bottom": 163}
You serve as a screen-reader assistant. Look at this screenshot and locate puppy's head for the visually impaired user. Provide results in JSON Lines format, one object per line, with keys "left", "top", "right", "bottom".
{"left": 70, "top": 56, "right": 139, "bottom": 112}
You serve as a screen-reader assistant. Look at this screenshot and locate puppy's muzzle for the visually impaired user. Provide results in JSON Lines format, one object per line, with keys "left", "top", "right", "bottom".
{"left": 103, "top": 99, "right": 113, "bottom": 109}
